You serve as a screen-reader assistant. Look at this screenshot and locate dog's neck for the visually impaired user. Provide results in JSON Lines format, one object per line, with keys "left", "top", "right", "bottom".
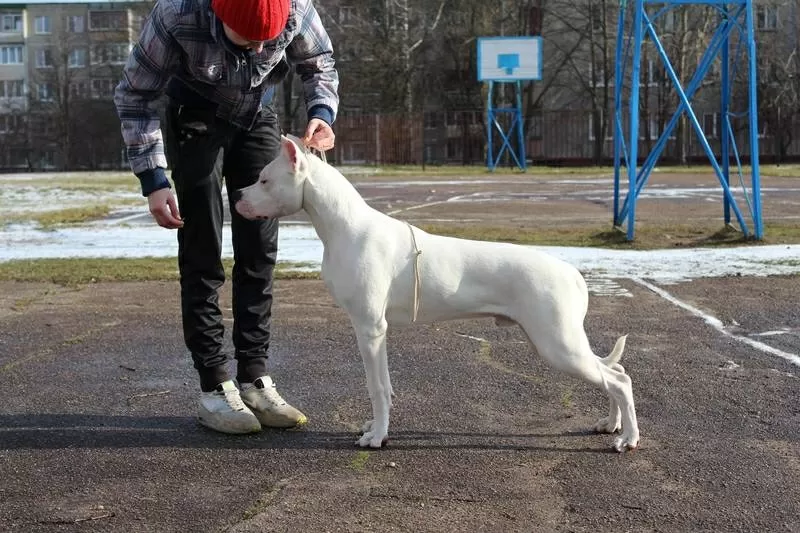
{"left": 301, "top": 156, "right": 368, "bottom": 246}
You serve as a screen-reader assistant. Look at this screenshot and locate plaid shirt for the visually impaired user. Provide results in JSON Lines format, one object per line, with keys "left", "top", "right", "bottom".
{"left": 114, "top": 0, "right": 339, "bottom": 192}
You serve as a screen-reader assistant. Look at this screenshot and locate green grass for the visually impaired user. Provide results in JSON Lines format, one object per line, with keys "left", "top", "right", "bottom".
{"left": 3, "top": 164, "right": 800, "bottom": 185}
{"left": 32, "top": 205, "right": 113, "bottom": 227}
{"left": 756, "top": 259, "right": 800, "bottom": 267}
{"left": 0, "top": 172, "right": 139, "bottom": 191}
{"left": 0, "top": 257, "right": 320, "bottom": 285}
{"left": 1, "top": 221, "right": 798, "bottom": 284}
{"left": 0, "top": 203, "right": 145, "bottom": 228}
{"left": 342, "top": 163, "right": 800, "bottom": 178}
{"left": 417, "top": 222, "right": 800, "bottom": 249}
{"left": 348, "top": 451, "right": 371, "bottom": 471}
{"left": 560, "top": 388, "right": 575, "bottom": 410}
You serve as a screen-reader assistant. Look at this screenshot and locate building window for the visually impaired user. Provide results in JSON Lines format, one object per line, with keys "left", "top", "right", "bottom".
{"left": 703, "top": 112, "right": 719, "bottom": 138}
{"left": 31, "top": 115, "right": 55, "bottom": 137}
{"left": 661, "top": 10, "right": 676, "bottom": 32}
{"left": 35, "top": 15, "right": 51, "bottom": 34}
{"left": 0, "top": 79, "right": 24, "bottom": 97}
{"left": 647, "top": 58, "right": 665, "bottom": 86}
{"left": 68, "top": 48, "right": 87, "bottom": 68}
{"left": 423, "top": 111, "right": 438, "bottom": 130}
{"left": 590, "top": 5, "right": 605, "bottom": 32}
{"left": 0, "top": 115, "right": 23, "bottom": 134}
{"left": 588, "top": 111, "right": 613, "bottom": 141}
{"left": 91, "top": 78, "right": 116, "bottom": 99}
{"left": 37, "top": 83, "right": 54, "bottom": 102}
{"left": 69, "top": 81, "right": 89, "bottom": 98}
{"left": 338, "top": 5, "right": 356, "bottom": 26}
{"left": 90, "top": 43, "right": 130, "bottom": 65}
{"left": 38, "top": 150, "right": 56, "bottom": 168}
{"left": 0, "top": 45, "right": 23, "bottom": 65}
{"left": 68, "top": 15, "right": 85, "bottom": 33}
{"left": 36, "top": 48, "right": 53, "bottom": 68}
{"left": 756, "top": 5, "right": 779, "bottom": 30}
{"left": 639, "top": 114, "right": 663, "bottom": 141}
{"left": 1, "top": 13, "right": 23, "bottom": 32}
{"left": 89, "top": 11, "right": 127, "bottom": 31}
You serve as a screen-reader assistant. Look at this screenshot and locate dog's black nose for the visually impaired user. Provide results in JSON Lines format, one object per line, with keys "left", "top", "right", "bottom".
{"left": 231, "top": 189, "right": 242, "bottom": 202}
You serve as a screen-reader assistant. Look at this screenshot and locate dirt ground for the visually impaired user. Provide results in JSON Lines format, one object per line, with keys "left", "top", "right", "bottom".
{"left": 1, "top": 170, "right": 799, "bottom": 532}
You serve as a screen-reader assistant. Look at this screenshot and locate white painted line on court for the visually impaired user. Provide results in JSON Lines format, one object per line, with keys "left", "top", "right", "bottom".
{"left": 109, "top": 211, "right": 150, "bottom": 224}
{"left": 751, "top": 329, "right": 794, "bottom": 337}
{"left": 386, "top": 199, "right": 454, "bottom": 216}
{"left": 387, "top": 192, "right": 497, "bottom": 215}
{"left": 631, "top": 277, "right": 800, "bottom": 367}
{"left": 455, "top": 333, "right": 489, "bottom": 343}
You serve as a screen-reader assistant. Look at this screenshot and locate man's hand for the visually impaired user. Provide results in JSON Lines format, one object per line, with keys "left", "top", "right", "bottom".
{"left": 147, "top": 187, "right": 184, "bottom": 229}
{"left": 303, "top": 119, "right": 335, "bottom": 152}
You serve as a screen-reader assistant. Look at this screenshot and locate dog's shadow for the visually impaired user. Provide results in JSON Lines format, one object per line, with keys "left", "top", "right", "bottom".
{"left": 0, "top": 414, "right": 613, "bottom": 453}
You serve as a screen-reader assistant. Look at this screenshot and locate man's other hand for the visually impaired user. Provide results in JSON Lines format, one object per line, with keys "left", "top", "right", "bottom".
{"left": 147, "top": 187, "right": 184, "bottom": 229}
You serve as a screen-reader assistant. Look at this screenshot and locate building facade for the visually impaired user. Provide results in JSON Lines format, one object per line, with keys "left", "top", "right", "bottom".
{"left": 1, "top": 0, "right": 798, "bottom": 169}
{"left": 0, "top": 0, "right": 152, "bottom": 170}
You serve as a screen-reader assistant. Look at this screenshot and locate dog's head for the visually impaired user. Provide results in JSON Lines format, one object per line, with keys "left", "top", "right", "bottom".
{"left": 234, "top": 134, "right": 310, "bottom": 220}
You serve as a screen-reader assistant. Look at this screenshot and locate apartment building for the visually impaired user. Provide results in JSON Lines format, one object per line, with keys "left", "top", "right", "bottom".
{"left": 0, "top": 0, "right": 152, "bottom": 170}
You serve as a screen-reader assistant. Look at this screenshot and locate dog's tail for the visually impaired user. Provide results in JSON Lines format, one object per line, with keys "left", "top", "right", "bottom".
{"left": 600, "top": 334, "right": 628, "bottom": 367}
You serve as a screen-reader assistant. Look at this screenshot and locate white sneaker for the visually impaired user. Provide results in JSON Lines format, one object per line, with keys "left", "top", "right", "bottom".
{"left": 240, "top": 376, "right": 308, "bottom": 428}
{"left": 198, "top": 380, "right": 261, "bottom": 434}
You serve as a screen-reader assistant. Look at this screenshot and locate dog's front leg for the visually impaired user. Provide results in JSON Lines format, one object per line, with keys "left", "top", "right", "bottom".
{"left": 352, "top": 319, "right": 391, "bottom": 448}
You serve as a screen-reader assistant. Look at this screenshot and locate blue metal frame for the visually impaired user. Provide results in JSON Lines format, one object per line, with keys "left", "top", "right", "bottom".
{"left": 486, "top": 80, "right": 527, "bottom": 172}
{"left": 613, "top": 0, "right": 763, "bottom": 240}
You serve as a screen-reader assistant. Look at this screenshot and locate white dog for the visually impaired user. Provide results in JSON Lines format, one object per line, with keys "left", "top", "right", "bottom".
{"left": 235, "top": 135, "right": 639, "bottom": 452}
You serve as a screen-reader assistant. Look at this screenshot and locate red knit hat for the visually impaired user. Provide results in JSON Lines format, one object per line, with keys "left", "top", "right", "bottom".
{"left": 212, "top": 0, "right": 290, "bottom": 41}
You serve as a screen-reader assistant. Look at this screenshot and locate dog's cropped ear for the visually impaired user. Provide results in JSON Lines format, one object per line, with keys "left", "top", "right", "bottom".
{"left": 280, "top": 135, "right": 306, "bottom": 174}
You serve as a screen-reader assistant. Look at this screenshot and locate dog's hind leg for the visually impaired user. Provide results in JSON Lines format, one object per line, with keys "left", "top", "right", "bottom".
{"left": 351, "top": 316, "right": 392, "bottom": 448}
{"left": 595, "top": 360, "right": 638, "bottom": 451}
{"left": 592, "top": 361, "right": 626, "bottom": 434}
{"left": 521, "top": 321, "right": 639, "bottom": 451}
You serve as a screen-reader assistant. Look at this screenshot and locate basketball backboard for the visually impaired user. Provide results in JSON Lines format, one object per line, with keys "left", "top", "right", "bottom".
{"left": 477, "top": 37, "right": 542, "bottom": 82}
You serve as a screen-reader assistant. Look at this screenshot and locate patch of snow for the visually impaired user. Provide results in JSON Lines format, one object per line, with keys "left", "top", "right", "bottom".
{"left": 3, "top": 221, "right": 800, "bottom": 284}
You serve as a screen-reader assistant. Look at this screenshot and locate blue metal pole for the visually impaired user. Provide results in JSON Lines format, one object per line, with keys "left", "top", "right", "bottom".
{"left": 613, "top": 0, "right": 627, "bottom": 227}
{"left": 745, "top": 0, "right": 764, "bottom": 238}
{"left": 637, "top": 8, "right": 750, "bottom": 235}
{"left": 721, "top": 5, "right": 731, "bottom": 226}
{"left": 627, "top": 0, "right": 644, "bottom": 240}
{"left": 487, "top": 81, "right": 494, "bottom": 171}
{"left": 631, "top": 15, "right": 733, "bottom": 200}
{"left": 516, "top": 81, "right": 527, "bottom": 171}
{"left": 654, "top": 48, "right": 750, "bottom": 234}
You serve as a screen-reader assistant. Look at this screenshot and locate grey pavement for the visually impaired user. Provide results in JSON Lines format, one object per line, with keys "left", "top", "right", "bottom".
{"left": 1, "top": 276, "right": 799, "bottom": 533}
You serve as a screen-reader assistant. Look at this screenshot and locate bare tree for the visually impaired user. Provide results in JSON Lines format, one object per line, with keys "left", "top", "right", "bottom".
{"left": 755, "top": 42, "right": 800, "bottom": 163}
{"left": 26, "top": 21, "right": 84, "bottom": 169}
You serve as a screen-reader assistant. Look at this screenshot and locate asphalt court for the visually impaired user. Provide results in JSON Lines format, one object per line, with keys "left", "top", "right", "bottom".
{"left": 1, "top": 170, "right": 799, "bottom": 532}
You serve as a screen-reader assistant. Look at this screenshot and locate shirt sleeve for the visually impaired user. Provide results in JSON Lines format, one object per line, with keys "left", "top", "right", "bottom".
{"left": 286, "top": 0, "right": 340, "bottom": 125}
{"left": 114, "top": 1, "right": 181, "bottom": 191}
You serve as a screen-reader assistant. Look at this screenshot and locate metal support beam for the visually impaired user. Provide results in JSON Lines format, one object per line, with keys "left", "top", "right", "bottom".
{"left": 612, "top": 0, "right": 763, "bottom": 240}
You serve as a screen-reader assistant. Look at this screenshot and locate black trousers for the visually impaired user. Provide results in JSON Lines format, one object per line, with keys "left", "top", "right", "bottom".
{"left": 165, "top": 101, "right": 280, "bottom": 392}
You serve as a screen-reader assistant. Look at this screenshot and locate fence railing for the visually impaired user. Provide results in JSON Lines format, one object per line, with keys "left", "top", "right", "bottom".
{"left": 2, "top": 109, "right": 800, "bottom": 171}
{"left": 329, "top": 110, "right": 800, "bottom": 166}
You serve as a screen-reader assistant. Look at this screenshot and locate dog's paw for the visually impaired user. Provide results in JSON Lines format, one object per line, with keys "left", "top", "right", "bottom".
{"left": 360, "top": 419, "right": 374, "bottom": 434}
{"left": 356, "top": 431, "right": 388, "bottom": 448}
{"left": 593, "top": 416, "right": 621, "bottom": 434}
{"left": 612, "top": 433, "right": 639, "bottom": 453}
